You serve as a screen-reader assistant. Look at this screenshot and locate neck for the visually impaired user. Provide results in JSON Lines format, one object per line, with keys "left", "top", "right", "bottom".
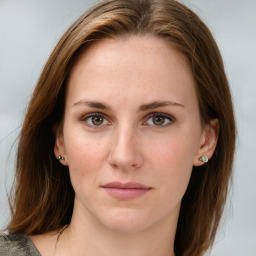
{"left": 56, "top": 200, "right": 178, "bottom": 256}
{"left": 58, "top": 225, "right": 176, "bottom": 256}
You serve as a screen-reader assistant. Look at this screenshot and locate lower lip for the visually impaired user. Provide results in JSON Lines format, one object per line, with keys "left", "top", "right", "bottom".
{"left": 102, "top": 187, "right": 151, "bottom": 200}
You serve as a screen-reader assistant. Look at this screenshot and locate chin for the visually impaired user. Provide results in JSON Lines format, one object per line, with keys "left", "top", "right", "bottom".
{"left": 99, "top": 208, "right": 154, "bottom": 234}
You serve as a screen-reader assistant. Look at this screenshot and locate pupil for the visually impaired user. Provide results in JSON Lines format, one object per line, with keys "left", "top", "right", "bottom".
{"left": 153, "top": 116, "right": 165, "bottom": 125}
{"left": 92, "top": 116, "right": 103, "bottom": 125}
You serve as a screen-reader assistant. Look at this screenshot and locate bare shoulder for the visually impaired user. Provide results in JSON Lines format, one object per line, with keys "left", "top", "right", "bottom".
{"left": 29, "top": 230, "right": 59, "bottom": 256}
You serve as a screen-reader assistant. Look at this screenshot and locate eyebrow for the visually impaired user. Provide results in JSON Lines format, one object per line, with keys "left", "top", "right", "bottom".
{"left": 72, "top": 100, "right": 184, "bottom": 111}
{"left": 72, "top": 100, "right": 111, "bottom": 110}
{"left": 139, "top": 101, "right": 184, "bottom": 111}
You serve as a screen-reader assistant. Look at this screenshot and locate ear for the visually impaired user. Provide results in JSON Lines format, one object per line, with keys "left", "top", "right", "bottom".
{"left": 193, "top": 119, "right": 219, "bottom": 166}
{"left": 54, "top": 128, "right": 69, "bottom": 166}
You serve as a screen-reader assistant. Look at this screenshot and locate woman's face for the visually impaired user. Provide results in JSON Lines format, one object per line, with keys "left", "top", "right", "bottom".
{"left": 55, "top": 35, "right": 212, "bottom": 233}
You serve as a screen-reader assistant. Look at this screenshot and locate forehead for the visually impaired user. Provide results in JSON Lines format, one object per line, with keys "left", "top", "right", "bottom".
{"left": 71, "top": 35, "right": 191, "bottom": 76}
{"left": 66, "top": 35, "right": 196, "bottom": 108}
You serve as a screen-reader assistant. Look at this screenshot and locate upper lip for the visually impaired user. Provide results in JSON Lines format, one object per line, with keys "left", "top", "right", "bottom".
{"left": 101, "top": 182, "right": 152, "bottom": 189}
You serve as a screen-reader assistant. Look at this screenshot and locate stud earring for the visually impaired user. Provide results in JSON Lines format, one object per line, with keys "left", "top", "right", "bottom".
{"left": 199, "top": 155, "right": 208, "bottom": 163}
{"left": 58, "top": 155, "right": 65, "bottom": 161}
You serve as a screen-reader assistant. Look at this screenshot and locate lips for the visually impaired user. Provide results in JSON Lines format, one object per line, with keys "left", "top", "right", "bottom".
{"left": 101, "top": 182, "right": 152, "bottom": 200}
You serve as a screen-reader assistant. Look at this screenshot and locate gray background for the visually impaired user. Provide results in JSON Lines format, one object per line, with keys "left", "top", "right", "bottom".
{"left": 0, "top": 0, "right": 255, "bottom": 255}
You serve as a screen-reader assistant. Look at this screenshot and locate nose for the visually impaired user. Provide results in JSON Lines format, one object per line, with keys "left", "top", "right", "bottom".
{"left": 108, "top": 126, "right": 144, "bottom": 171}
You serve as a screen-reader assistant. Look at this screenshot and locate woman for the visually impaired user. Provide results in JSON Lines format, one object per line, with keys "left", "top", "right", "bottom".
{"left": 0, "top": 0, "right": 236, "bottom": 255}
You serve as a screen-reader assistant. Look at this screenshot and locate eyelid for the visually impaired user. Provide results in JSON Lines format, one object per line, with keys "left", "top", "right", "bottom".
{"left": 81, "top": 112, "right": 111, "bottom": 127}
{"left": 146, "top": 112, "right": 175, "bottom": 120}
{"left": 81, "top": 112, "right": 106, "bottom": 121}
{"left": 143, "top": 112, "right": 175, "bottom": 126}
{"left": 80, "top": 111, "right": 175, "bottom": 128}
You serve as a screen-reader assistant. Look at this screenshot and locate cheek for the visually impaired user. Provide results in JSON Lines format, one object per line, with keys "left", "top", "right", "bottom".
{"left": 65, "top": 140, "right": 108, "bottom": 206}
{"left": 147, "top": 132, "right": 198, "bottom": 171}
{"left": 151, "top": 148, "right": 193, "bottom": 212}
{"left": 155, "top": 146, "right": 193, "bottom": 195}
{"left": 64, "top": 130, "right": 109, "bottom": 186}
{"left": 145, "top": 130, "right": 199, "bottom": 196}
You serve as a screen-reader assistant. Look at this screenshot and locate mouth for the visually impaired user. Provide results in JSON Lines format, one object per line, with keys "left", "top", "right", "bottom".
{"left": 101, "top": 182, "right": 152, "bottom": 200}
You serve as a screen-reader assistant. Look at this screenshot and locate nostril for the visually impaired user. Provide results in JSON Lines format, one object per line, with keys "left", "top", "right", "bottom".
{"left": 110, "top": 162, "right": 118, "bottom": 169}
{"left": 108, "top": 150, "right": 144, "bottom": 170}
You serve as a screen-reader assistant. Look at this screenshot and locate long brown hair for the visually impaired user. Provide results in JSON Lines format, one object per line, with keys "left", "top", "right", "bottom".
{"left": 8, "top": 1, "right": 236, "bottom": 255}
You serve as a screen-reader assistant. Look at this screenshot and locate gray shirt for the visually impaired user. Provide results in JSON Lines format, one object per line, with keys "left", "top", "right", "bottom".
{"left": 0, "top": 231, "right": 41, "bottom": 256}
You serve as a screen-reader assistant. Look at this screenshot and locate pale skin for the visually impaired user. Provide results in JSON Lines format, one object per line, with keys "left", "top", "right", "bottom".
{"left": 30, "top": 35, "right": 219, "bottom": 256}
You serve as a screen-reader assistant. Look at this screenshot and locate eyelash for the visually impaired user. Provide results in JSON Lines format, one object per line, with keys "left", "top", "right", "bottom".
{"left": 81, "top": 112, "right": 111, "bottom": 128}
{"left": 81, "top": 112, "right": 175, "bottom": 128}
{"left": 143, "top": 112, "right": 175, "bottom": 127}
